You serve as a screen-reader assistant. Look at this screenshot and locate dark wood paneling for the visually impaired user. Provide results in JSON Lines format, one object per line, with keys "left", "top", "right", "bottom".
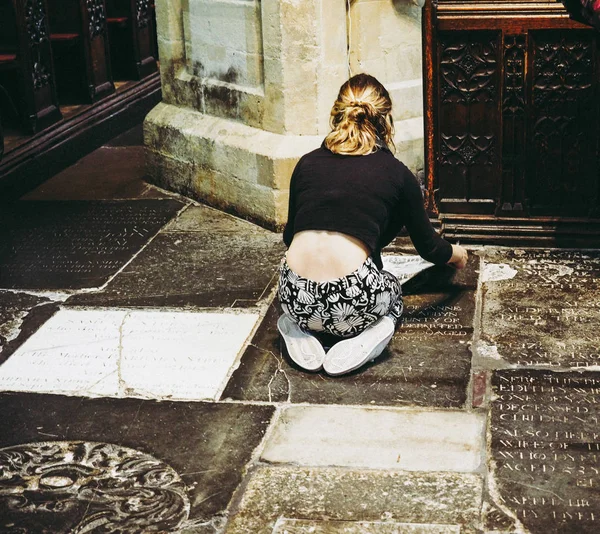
{"left": 424, "top": 0, "right": 600, "bottom": 244}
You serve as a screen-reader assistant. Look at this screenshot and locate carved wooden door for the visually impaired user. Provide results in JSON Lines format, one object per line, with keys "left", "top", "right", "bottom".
{"left": 424, "top": 0, "right": 600, "bottom": 244}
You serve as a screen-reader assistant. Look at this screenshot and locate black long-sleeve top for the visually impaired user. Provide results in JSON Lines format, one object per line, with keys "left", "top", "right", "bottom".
{"left": 283, "top": 145, "right": 453, "bottom": 269}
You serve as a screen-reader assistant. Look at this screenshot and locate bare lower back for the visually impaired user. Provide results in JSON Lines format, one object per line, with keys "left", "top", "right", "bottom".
{"left": 286, "top": 230, "right": 370, "bottom": 282}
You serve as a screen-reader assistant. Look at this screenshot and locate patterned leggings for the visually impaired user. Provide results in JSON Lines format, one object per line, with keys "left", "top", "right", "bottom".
{"left": 278, "top": 256, "right": 403, "bottom": 339}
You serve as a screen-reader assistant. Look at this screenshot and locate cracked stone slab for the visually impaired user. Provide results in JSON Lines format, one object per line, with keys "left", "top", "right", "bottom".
{"left": 481, "top": 249, "right": 600, "bottom": 368}
{"left": 225, "top": 466, "right": 483, "bottom": 533}
{"left": 0, "top": 200, "right": 184, "bottom": 290}
{"left": 222, "top": 259, "right": 477, "bottom": 407}
{"left": 271, "top": 518, "right": 460, "bottom": 533}
{"left": 0, "top": 308, "right": 258, "bottom": 400}
{"left": 67, "top": 205, "right": 285, "bottom": 308}
{"left": 0, "top": 392, "right": 275, "bottom": 531}
{"left": 490, "top": 369, "right": 600, "bottom": 533}
{"left": 0, "top": 292, "right": 52, "bottom": 360}
{"left": 261, "top": 405, "right": 485, "bottom": 472}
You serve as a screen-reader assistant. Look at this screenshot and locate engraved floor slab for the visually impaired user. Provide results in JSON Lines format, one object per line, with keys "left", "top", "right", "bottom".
{"left": 261, "top": 405, "right": 485, "bottom": 472}
{"left": 490, "top": 369, "right": 600, "bottom": 533}
{"left": 0, "top": 308, "right": 258, "bottom": 400}
{"left": 225, "top": 466, "right": 483, "bottom": 534}
{"left": 0, "top": 200, "right": 184, "bottom": 289}
{"left": 480, "top": 249, "right": 600, "bottom": 367}
{"left": 67, "top": 205, "right": 285, "bottom": 308}
{"left": 0, "top": 392, "right": 275, "bottom": 532}
{"left": 222, "top": 258, "right": 477, "bottom": 407}
{"left": 272, "top": 519, "right": 460, "bottom": 533}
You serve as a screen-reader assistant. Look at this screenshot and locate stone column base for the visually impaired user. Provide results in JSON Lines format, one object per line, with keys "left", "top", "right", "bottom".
{"left": 144, "top": 103, "right": 424, "bottom": 230}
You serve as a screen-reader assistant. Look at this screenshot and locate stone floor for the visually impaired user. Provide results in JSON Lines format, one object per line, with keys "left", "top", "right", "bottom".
{"left": 1, "top": 125, "right": 600, "bottom": 533}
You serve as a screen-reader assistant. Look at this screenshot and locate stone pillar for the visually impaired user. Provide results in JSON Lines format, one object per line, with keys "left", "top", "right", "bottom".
{"left": 349, "top": 0, "right": 425, "bottom": 170}
{"left": 145, "top": 0, "right": 425, "bottom": 229}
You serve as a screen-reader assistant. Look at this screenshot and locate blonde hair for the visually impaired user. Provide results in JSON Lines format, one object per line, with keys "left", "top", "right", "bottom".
{"left": 324, "top": 73, "right": 395, "bottom": 156}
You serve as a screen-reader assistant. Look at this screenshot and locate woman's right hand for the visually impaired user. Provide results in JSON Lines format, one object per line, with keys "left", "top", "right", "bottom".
{"left": 448, "top": 244, "right": 468, "bottom": 269}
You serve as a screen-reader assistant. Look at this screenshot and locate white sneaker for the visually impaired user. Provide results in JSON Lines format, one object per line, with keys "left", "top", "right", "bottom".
{"left": 277, "top": 315, "right": 326, "bottom": 372}
{"left": 323, "top": 316, "right": 395, "bottom": 376}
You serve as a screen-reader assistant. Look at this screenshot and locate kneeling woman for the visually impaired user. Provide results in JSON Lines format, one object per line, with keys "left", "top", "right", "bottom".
{"left": 278, "top": 73, "right": 468, "bottom": 376}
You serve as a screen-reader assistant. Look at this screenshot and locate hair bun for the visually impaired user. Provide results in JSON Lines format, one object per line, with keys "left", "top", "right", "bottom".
{"left": 347, "top": 105, "right": 366, "bottom": 123}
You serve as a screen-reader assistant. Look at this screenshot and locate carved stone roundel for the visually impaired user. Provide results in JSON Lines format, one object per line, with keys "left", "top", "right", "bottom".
{"left": 0, "top": 441, "right": 190, "bottom": 533}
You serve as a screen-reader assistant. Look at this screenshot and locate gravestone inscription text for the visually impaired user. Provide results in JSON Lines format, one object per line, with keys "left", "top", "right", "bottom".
{"left": 492, "top": 370, "right": 600, "bottom": 533}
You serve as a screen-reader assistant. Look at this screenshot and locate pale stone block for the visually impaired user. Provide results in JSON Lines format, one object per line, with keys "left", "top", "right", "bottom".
{"left": 0, "top": 308, "right": 259, "bottom": 401}
{"left": 226, "top": 466, "right": 483, "bottom": 534}
{"left": 385, "top": 43, "right": 423, "bottom": 84}
{"left": 350, "top": 1, "right": 383, "bottom": 63}
{"left": 394, "top": 116, "right": 425, "bottom": 171}
{"left": 186, "top": 2, "right": 263, "bottom": 87}
{"left": 188, "top": 2, "right": 262, "bottom": 55}
{"left": 261, "top": 405, "right": 485, "bottom": 472}
{"left": 120, "top": 310, "right": 259, "bottom": 401}
{"left": 272, "top": 518, "right": 461, "bottom": 534}
{"left": 388, "top": 79, "right": 424, "bottom": 121}
{"left": 0, "top": 309, "right": 123, "bottom": 397}
{"left": 155, "top": 0, "right": 184, "bottom": 42}
{"left": 146, "top": 150, "right": 196, "bottom": 198}
{"left": 320, "top": 0, "right": 347, "bottom": 67}
{"left": 157, "top": 38, "right": 185, "bottom": 69}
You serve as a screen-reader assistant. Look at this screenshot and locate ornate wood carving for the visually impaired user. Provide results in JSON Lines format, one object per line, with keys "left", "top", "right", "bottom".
{"left": 136, "top": 0, "right": 151, "bottom": 29}
{"left": 503, "top": 35, "right": 526, "bottom": 116}
{"left": 25, "top": 0, "right": 51, "bottom": 89}
{"left": 440, "top": 134, "right": 495, "bottom": 166}
{"left": 532, "top": 37, "right": 593, "bottom": 109}
{"left": 86, "top": 0, "right": 107, "bottom": 38}
{"left": 440, "top": 38, "right": 497, "bottom": 104}
{"left": 25, "top": 0, "right": 48, "bottom": 44}
{"left": 501, "top": 35, "right": 527, "bottom": 212}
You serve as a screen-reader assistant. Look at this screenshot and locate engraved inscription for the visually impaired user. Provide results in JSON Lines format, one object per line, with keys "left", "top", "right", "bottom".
{"left": 492, "top": 371, "right": 600, "bottom": 531}
{"left": 399, "top": 304, "right": 470, "bottom": 341}
{"left": 0, "top": 201, "right": 181, "bottom": 289}
{"left": 482, "top": 250, "right": 600, "bottom": 368}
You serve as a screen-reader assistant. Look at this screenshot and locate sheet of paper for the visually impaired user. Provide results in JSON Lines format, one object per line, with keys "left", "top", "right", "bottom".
{"left": 382, "top": 254, "right": 434, "bottom": 284}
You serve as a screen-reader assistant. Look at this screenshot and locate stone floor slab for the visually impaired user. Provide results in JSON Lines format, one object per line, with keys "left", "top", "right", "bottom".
{"left": 67, "top": 205, "right": 285, "bottom": 308}
{"left": 261, "top": 405, "right": 484, "bottom": 472}
{"left": 480, "top": 249, "right": 600, "bottom": 368}
{"left": 21, "top": 146, "right": 167, "bottom": 201}
{"left": 272, "top": 518, "right": 460, "bottom": 533}
{"left": 0, "top": 291, "right": 52, "bottom": 360}
{"left": 222, "top": 258, "right": 478, "bottom": 407}
{"left": 0, "top": 392, "right": 275, "bottom": 532}
{"left": 0, "top": 308, "right": 258, "bottom": 400}
{"left": 225, "top": 466, "right": 483, "bottom": 533}
{"left": 490, "top": 369, "right": 600, "bottom": 533}
{"left": 0, "top": 200, "right": 184, "bottom": 290}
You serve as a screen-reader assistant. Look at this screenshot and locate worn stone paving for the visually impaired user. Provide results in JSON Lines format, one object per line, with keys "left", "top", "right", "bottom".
{"left": 2, "top": 127, "right": 600, "bottom": 533}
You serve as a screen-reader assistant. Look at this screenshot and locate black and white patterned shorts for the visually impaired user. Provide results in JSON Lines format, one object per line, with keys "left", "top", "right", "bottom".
{"left": 278, "top": 256, "right": 403, "bottom": 338}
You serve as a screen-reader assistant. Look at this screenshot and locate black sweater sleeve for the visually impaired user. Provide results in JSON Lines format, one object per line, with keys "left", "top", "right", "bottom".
{"left": 400, "top": 168, "right": 453, "bottom": 265}
{"left": 283, "top": 161, "right": 300, "bottom": 247}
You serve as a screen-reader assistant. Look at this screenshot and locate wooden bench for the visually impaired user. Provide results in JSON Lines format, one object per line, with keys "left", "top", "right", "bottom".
{"left": 105, "top": 0, "right": 158, "bottom": 80}
{"left": 0, "top": 0, "right": 62, "bottom": 134}
{"left": 46, "top": 0, "right": 115, "bottom": 103}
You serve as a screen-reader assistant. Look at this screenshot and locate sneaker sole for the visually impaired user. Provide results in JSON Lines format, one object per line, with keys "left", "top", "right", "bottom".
{"left": 323, "top": 318, "right": 395, "bottom": 376}
{"left": 277, "top": 315, "right": 325, "bottom": 372}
